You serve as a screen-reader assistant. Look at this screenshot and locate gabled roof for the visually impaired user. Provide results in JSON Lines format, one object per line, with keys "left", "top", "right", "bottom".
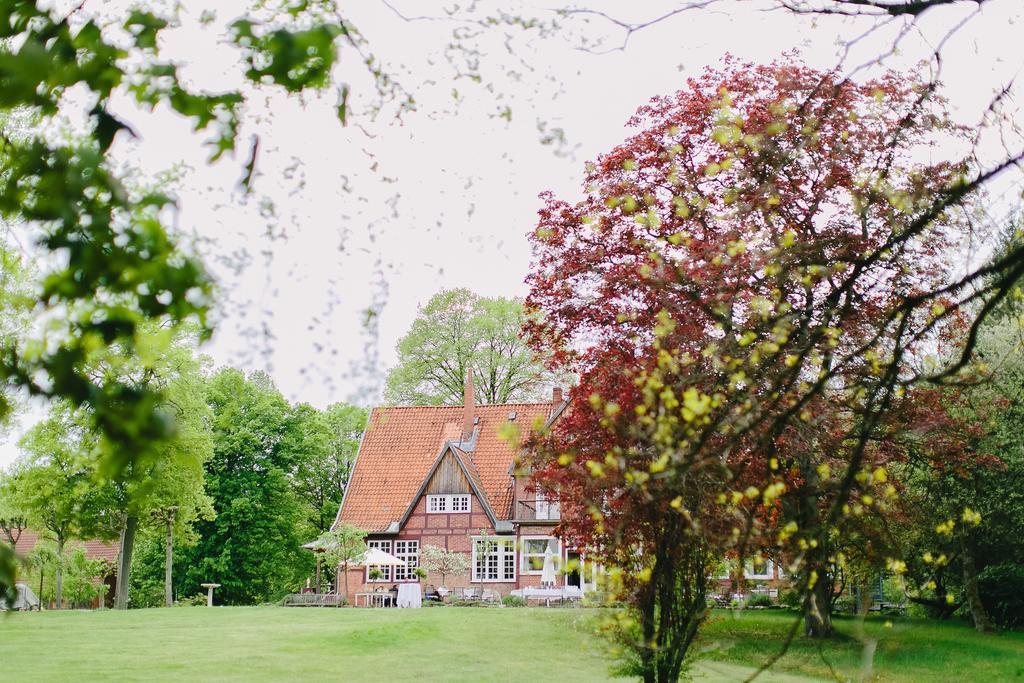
{"left": 334, "top": 402, "right": 557, "bottom": 533}
{"left": 394, "top": 442, "right": 499, "bottom": 530}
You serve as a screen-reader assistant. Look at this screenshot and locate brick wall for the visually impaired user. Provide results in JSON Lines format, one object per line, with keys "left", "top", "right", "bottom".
{"left": 337, "top": 490, "right": 515, "bottom": 603}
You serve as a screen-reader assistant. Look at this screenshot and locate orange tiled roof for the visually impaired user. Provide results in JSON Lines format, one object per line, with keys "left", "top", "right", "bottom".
{"left": 12, "top": 529, "right": 120, "bottom": 564}
{"left": 336, "top": 402, "right": 556, "bottom": 533}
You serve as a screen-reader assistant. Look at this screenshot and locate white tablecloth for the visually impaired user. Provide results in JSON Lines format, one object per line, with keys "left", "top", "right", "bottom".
{"left": 396, "top": 583, "right": 422, "bottom": 608}
{"left": 510, "top": 587, "right": 584, "bottom": 600}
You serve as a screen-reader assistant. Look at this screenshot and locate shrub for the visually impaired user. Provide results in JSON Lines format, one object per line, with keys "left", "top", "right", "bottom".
{"left": 746, "top": 593, "right": 773, "bottom": 608}
{"left": 177, "top": 594, "right": 208, "bottom": 607}
{"left": 833, "top": 594, "right": 857, "bottom": 614}
{"left": 779, "top": 588, "right": 801, "bottom": 610}
{"left": 978, "top": 563, "right": 1024, "bottom": 629}
{"left": 584, "top": 590, "right": 613, "bottom": 608}
{"left": 502, "top": 595, "right": 527, "bottom": 607}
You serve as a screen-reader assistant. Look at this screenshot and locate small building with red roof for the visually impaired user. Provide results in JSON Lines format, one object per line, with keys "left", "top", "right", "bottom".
{"left": 12, "top": 529, "right": 118, "bottom": 608}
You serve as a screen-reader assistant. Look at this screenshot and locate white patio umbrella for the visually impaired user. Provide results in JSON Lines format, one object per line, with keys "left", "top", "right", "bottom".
{"left": 352, "top": 547, "right": 406, "bottom": 567}
{"left": 541, "top": 543, "right": 557, "bottom": 587}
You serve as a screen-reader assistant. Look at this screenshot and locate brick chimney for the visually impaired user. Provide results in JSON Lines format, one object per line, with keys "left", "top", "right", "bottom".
{"left": 462, "top": 368, "right": 475, "bottom": 443}
{"left": 552, "top": 387, "right": 563, "bottom": 404}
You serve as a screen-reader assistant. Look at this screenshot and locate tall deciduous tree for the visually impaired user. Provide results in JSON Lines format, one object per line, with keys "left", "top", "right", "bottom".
{"left": 523, "top": 57, "right": 1009, "bottom": 680}
{"left": 385, "top": 288, "right": 557, "bottom": 405}
{"left": 178, "top": 369, "right": 307, "bottom": 605}
{"left": 285, "top": 402, "right": 367, "bottom": 539}
{"left": 11, "top": 404, "right": 107, "bottom": 609}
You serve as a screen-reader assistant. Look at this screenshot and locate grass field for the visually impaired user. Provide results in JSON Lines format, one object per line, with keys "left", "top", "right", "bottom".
{"left": 695, "top": 610, "right": 1024, "bottom": 682}
{"left": 1, "top": 606, "right": 1021, "bottom": 682}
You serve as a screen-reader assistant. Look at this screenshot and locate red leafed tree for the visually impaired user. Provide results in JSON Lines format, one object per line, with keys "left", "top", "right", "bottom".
{"left": 522, "top": 56, "right": 982, "bottom": 681}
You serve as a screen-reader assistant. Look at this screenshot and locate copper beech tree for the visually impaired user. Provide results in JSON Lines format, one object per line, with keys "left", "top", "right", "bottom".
{"left": 522, "top": 57, "right": 1024, "bottom": 682}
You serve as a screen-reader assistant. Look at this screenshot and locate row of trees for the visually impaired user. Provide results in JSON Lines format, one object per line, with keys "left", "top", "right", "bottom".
{"left": 0, "top": 325, "right": 366, "bottom": 608}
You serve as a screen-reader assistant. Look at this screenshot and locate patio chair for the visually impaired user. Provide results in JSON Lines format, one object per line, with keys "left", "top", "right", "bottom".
{"left": 481, "top": 589, "right": 499, "bottom": 604}
{"left": 423, "top": 585, "right": 442, "bottom": 603}
{"left": 461, "top": 587, "right": 480, "bottom": 601}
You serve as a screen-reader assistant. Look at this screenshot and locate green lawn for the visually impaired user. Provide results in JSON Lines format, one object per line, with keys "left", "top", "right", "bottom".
{"left": 695, "top": 609, "right": 1024, "bottom": 682}
{"left": 1, "top": 606, "right": 1021, "bottom": 682}
{"left": 1, "top": 606, "right": 614, "bottom": 682}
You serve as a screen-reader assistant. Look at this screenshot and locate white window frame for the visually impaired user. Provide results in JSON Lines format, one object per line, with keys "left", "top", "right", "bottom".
{"left": 520, "top": 536, "right": 561, "bottom": 575}
{"left": 366, "top": 539, "right": 392, "bottom": 582}
{"left": 471, "top": 537, "right": 516, "bottom": 583}
{"left": 426, "top": 494, "right": 471, "bottom": 514}
{"left": 743, "top": 558, "right": 774, "bottom": 580}
{"left": 393, "top": 540, "right": 419, "bottom": 582}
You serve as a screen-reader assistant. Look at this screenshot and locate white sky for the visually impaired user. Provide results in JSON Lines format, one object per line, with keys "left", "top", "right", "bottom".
{"left": 2, "top": 0, "right": 1022, "bottom": 466}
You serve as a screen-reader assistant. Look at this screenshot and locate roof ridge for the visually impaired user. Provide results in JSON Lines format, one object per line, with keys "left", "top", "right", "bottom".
{"left": 374, "top": 402, "right": 554, "bottom": 411}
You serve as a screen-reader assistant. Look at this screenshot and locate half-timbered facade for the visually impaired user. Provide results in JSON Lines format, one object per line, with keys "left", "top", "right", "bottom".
{"left": 331, "top": 374, "right": 597, "bottom": 601}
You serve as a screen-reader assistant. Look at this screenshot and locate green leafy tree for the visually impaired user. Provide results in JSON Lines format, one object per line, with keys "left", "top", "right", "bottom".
{"left": 0, "top": 237, "right": 30, "bottom": 439}
{"left": 286, "top": 403, "right": 367, "bottom": 538}
{"left": 312, "top": 524, "right": 367, "bottom": 603}
{"left": 385, "top": 288, "right": 558, "bottom": 405}
{"left": 178, "top": 369, "right": 307, "bottom": 604}
{"left": 23, "top": 540, "right": 58, "bottom": 607}
{"left": 897, "top": 306, "right": 1024, "bottom": 630}
{"left": 10, "top": 404, "right": 108, "bottom": 609}
{"left": 62, "top": 547, "right": 113, "bottom": 609}
{"left": 419, "top": 544, "right": 471, "bottom": 588}
{"left": 0, "top": 1, "right": 386, "bottom": 604}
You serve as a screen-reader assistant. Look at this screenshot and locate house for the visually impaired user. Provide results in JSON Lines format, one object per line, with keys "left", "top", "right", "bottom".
{"left": 332, "top": 373, "right": 599, "bottom": 601}
{"left": 12, "top": 529, "right": 119, "bottom": 608}
{"left": 716, "top": 556, "right": 788, "bottom": 598}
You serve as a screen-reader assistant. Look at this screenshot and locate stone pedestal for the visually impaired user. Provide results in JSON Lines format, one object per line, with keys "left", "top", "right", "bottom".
{"left": 200, "top": 583, "right": 221, "bottom": 607}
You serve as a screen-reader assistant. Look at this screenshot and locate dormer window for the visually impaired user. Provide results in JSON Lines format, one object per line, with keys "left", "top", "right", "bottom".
{"left": 427, "top": 494, "right": 471, "bottom": 513}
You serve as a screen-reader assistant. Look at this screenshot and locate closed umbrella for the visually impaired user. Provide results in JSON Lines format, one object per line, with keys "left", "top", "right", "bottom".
{"left": 541, "top": 543, "right": 557, "bottom": 588}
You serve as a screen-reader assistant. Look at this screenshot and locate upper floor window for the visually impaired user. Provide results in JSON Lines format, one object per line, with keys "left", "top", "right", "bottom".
{"left": 427, "top": 494, "right": 471, "bottom": 513}
{"left": 743, "top": 558, "right": 775, "bottom": 580}
{"left": 535, "top": 491, "right": 560, "bottom": 520}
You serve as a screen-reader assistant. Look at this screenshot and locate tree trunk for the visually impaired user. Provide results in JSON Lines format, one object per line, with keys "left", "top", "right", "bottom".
{"left": 115, "top": 515, "right": 138, "bottom": 610}
{"left": 164, "top": 514, "right": 174, "bottom": 607}
{"left": 804, "top": 571, "right": 835, "bottom": 638}
{"left": 341, "top": 562, "right": 348, "bottom": 606}
{"left": 54, "top": 535, "right": 64, "bottom": 610}
{"left": 960, "top": 532, "right": 994, "bottom": 633}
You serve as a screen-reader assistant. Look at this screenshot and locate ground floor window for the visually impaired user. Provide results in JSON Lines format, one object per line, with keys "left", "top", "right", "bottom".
{"left": 394, "top": 540, "right": 419, "bottom": 581}
{"left": 521, "top": 537, "right": 560, "bottom": 574}
{"left": 472, "top": 538, "right": 515, "bottom": 582}
{"left": 367, "top": 539, "right": 392, "bottom": 582}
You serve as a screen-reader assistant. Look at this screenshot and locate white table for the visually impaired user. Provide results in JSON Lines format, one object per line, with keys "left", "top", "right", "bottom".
{"left": 511, "top": 587, "right": 584, "bottom": 606}
{"left": 355, "top": 592, "right": 393, "bottom": 608}
{"left": 396, "top": 583, "right": 422, "bottom": 608}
